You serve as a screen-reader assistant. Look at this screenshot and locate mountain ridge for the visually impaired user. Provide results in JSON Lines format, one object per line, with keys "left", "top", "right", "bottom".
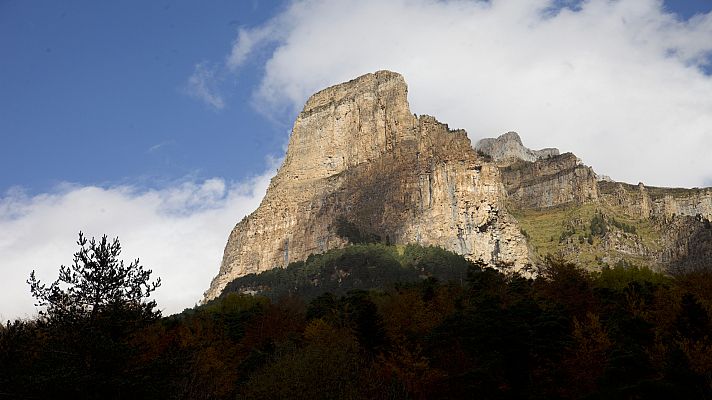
{"left": 205, "top": 70, "right": 712, "bottom": 301}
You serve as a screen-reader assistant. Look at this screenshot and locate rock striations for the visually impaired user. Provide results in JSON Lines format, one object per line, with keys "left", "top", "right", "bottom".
{"left": 205, "top": 71, "right": 712, "bottom": 301}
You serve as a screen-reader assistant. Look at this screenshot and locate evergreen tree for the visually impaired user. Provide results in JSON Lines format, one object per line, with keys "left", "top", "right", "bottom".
{"left": 23, "top": 232, "right": 162, "bottom": 399}
{"left": 28, "top": 232, "right": 161, "bottom": 324}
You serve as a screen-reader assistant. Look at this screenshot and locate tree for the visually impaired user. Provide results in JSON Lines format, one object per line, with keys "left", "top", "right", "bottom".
{"left": 28, "top": 232, "right": 161, "bottom": 323}
{"left": 18, "top": 233, "right": 163, "bottom": 399}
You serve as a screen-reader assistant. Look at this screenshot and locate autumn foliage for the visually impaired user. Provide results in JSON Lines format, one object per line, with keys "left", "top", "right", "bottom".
{"left": 2, "top": 243, "right": 712, "bottom": 399}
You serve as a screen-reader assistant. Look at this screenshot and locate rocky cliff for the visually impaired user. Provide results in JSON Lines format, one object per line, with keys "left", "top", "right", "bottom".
{"left": 493, "top": 151, "right": 712, "bottom": 272}
{"left": 205, "top": 71, "right": 712, "bottom": 301}
{"left": 499, "top": 153, "right": 599, "bottom": 209}
{"left": 204, "top": 71, "right": 531, "bottom": 301}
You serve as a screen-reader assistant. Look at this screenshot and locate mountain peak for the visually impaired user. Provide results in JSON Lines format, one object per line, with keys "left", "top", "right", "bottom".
{"left": 302, "top": 70, "right": 407, "bottom": 114}
{"left": 475, "top": 131, "right": 559, "bottom": 162}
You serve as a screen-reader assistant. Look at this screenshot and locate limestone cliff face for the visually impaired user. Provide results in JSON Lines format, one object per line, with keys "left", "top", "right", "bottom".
{"left": 500, "top": 153, "right": 600, "bottom": 209}
{"left": 476, "top": 132, "right": 598, "bottom": 209}
{"left": 205, "top": 71, "right": 531, "bottom": 301}
{"left": 596, "top": 182, "right": 712, "bottom": 270}
{"left": 599, "top": 181, "right": 712, "bottom": 221}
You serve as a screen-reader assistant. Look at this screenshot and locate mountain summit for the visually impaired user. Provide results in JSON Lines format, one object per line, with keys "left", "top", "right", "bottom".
{"left": 475, "top": 131, "right": 559, "bottom": 162}
{"left": 205, "top": 71, "right": 712, "bottom": 301}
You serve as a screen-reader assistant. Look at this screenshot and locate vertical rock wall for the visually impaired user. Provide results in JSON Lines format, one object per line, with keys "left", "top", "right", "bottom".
{"left": 204, "top": 71, "right": 531, "bottom": 301}
{"left": 500, "top": 153, "right": 600, "bottom": 209}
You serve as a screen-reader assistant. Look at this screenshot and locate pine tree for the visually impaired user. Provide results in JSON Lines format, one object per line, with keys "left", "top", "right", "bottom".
{"left": 28, "top": 232, "right": 161, "bottom": 324}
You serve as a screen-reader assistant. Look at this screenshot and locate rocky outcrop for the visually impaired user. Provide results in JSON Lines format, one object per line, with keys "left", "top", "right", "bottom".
{"left": 593, "top": 182, "right": 712, "bottom": 270}
{"left": 204, "top": 71, "right": 531, "bottom": 301}
{"left": 659, "top": 215, "right": 712, "bottom": 272}
{"left": 500, "top": 153, "right": 599, "bottom": 209}
{"left": 598, "top": 181, "right": 712, "bottom": 221}
{"left": 475, "top": 132, "right": 559, "bottom": 163}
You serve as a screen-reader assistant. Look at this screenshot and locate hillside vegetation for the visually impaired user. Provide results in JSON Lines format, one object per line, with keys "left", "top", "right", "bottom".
{"left": 221, "top": 243, "right": 471, "bottom": 300}
{"left": 511, "top": 202, "right": 665, "bottom": 270}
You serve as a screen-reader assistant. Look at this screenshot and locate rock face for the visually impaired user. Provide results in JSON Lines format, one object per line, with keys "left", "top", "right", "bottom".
{"left": 506, "top": 160, "right": 712, "bottom": 273}
{"left": 204, "top": 71, "right": 531, "bottom": 301}
{"left": 500, "top": 153, "right": 599, "bottom": 209}
{"left": 206, "top": 70, "right": 712, "bottom": 301}
{"left": 598, "top": 181, "right": 712, "bottom": 222}
{"left": 475, "top": 132, "right": 559, "bottom": 162}
{"left": 596, "top": 182, "right": 712, "bottom": 270}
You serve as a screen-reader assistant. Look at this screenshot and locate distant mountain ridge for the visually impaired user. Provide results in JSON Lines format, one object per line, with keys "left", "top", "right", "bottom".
{"left": 475, "top": 131, "right": 712, "bottom": 273}
{"left": 475, "top": 131, "right": 559, "bottom": 162}
{"left": 205, "top": 71, "right": 712, "bottom": 301}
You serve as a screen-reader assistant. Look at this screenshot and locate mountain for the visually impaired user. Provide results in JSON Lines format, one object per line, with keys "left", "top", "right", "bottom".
{"left": 475, "top": 131, "right": 559, "bottom": 162}
{"left": 480, "top": 130, "right": 712, "bottom": 270}
{"left": 204, "top": 71, "right": 712, "bottom": 301}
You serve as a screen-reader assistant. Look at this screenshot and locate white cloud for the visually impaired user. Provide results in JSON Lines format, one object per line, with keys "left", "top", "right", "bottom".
{"left": 228, "top": 0, "right": 712, "bottom": 187}
{"left": 227, "top": 25, "right": 281, "bottom": 70}
{"left": 185, "top": 62, "right": 226, "bottom": 110}
{"left": 0, "top": 166, "right": 276, "bottom": 321}
{"left": 147, "top": 140, "right": 174, "bottom": 153}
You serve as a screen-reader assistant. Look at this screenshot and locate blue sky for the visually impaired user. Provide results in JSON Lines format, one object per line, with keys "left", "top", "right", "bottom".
{"left": 1, "top": 0, "right": 710, "bottom": 193}
{"left": 662, "top": 0, "right": 712, "bottom": 19}
{"left": 1, "top": 0, "right": 711, "bottom": 319}
{"left": 1, "top": 0, "right": 288, "bottom": 193}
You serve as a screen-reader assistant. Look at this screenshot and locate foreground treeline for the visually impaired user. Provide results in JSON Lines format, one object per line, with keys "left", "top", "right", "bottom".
{"left": 2, "top": 245, "right": 712, "bottom": 399}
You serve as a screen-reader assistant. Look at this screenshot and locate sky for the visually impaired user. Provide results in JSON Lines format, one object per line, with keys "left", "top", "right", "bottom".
{"left": 1, "top": 0, "right": 711, "bottom": 319}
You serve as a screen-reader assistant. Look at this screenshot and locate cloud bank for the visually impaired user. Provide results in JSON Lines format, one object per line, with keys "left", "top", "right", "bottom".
{"left": 0, "top": 169, "right": 274, "bottom": 320}
{"left": 228, "top": 0, "right": 712, "bottom": 187}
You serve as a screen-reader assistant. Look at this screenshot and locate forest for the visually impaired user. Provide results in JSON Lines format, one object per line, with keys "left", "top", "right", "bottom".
{"left": 2, "top": 236, "right": 712, "bottom": 399}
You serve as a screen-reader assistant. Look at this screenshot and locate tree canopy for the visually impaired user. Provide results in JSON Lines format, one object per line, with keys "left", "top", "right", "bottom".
{"left": 2, "top": 241, "right": 712, "bottom": 399}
